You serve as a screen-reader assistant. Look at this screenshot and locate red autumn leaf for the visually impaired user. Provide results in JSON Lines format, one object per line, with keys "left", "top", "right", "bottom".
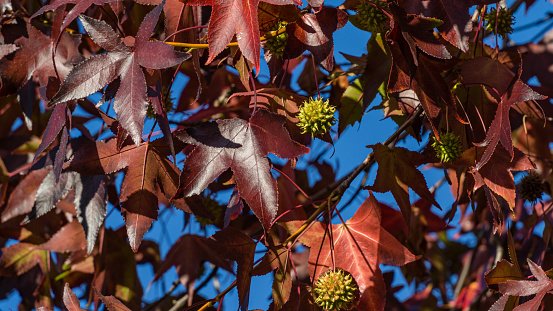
{"left": 153, "top": 234, "right": 233, "bottom": 303}
{"left": 291, "top": 192, "right": 418, "bottom": 311}
{"left": 0, "top": 24, "right": 82, "bottom": 95}
{"left": 178, "top": 0, "right": 300, "bottom": 71}
{"left": 490, "top": 259, "right": 553, "bottom": 311}
{"left": 30, "top": 0, "right": 118, "bottom": 42}
{"left": 50, "top": 1, "right": 189, "bottom": 145}
{"left": 365, "top": 143, "right": 440, "bottom": 228}
{"left": 200, "top": 226, "right": 257, "bottom": 309}
{"left": 63, "top": 283, "right": 84, "bottom": 311}
{"left": 95, "top": 288, "right": 132, "bottom": 311}
{"left": 65, "top": 138, "right": 186, "bottom": 251}
{"left": 469, "top": 146, "right": 535, "bottom": 210}
{"left": 285, "top": 7, "right": 348, "bottom": 71}
{"left": 36, "top": 220, "right": 86, "bottom": 253}
{"left": 174, "top": 109, "right": 309, "bottom": 229}
{"left": 405, "top": 0, "right": 497, "bottom": 52}
{"left": 1, "top": 168, "right": 49, "bottom": 222}
{"left": 475, "top": 79, "right": 546, "bottom": 170}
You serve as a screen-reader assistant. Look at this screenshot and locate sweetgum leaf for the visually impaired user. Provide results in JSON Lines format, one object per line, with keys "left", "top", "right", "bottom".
{"left": 200, "top": 227, "right": 257, "bottom": 310}
{"left": 153, "top": 234, "right": 233, "bottom": 303}
{"left": 63, "top": 283, "right": 84, "bottom": 311}
{"left": 2, "top": 168, "right": 49, "bottom": 222}
{"left": 289, "top": 192, "right": 418, "bottom": 311}
{"left": 30, "top": 0, "right": 119, "bottom": 42}
{"left": 490, "top": 259, "right": 553, "bottom": 311}
{"left": 475, "top": 79, "right": 546, "bottom": 170}
{"left": 285, "top": 7, "right": 348, "bottom": 71}
{"left": 174, "top": 109, "right": 309, "bottom": 229}
{"left": 365, "top": 143, "right": 440, "bottom": 228}
{"left": 36, "top": 220, "right": 86, "bottom": 253}
{"left": 95, "top": 288, "right": 132, "bottom": 311}
{"left": 0, "top": 24, "right": 81, "bottom": 95}
{"left": 73, "top": 174, "right": 107, "bottom": 254}
{"left": 405, "top": 0, "right": 497, "bottom": 52}
{"left": 180, "top": 0, "right": 301, "bottom": 71}
{"left": 468, "top": 147, "right": 535, "bottom": 211}
{"left": 50, "top": 4, "right": 189, "bottom": 145}
{"left": 65, "top": 138, "right": 186, "bottom": 251}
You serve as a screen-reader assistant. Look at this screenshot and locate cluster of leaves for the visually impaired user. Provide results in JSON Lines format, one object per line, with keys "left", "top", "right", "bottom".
{"left": 2, "top": 0, "right": 553, "bottom": 310}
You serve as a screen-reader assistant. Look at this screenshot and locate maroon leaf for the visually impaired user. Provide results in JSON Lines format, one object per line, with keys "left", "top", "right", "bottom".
{"left": 184, "top": 0, "right": 301, "bottom": 71}
{"left": 63, "top": 283, "right": 83, "bottom": 311}
{"left": 174, "top": 109, "right": 309, "bottom": 229}
{"left": 95, "top": 288, "right": 132, "bottom": 311}
{"left": 153, "top": 234, "right": 233, "bottom": 302}
{"left": 36, "top": 220, "right": 86, "bottom": 253}
{"left": 200, "top": 227, "right": 257, "bottom": 309}
{"left": 0, "top": 25, "right": 81, "bottom": 95}
{"left": 65, "top": 138, "right": 185, "bottom": 251}
{"left": 285, "top": 7, "right": 348, "bottom": 71}
{"left": 73, "top": 175, "right": 107, "bottom": 254}
{"left": 2, "top": 168, "right": 49, "bottom": 222}
{"left": 50, "top": 4, "right": 188, "bottom": 145}
{"left": 365, "top": 143, "right": 440, "bottom": 228}
{"left": 23, "top": 171, "right": 77, "bottom": 224}
{"left": 405, "top": 0, "right": 496, "bottom": 52}
{"left": 30, "top": 0, "right": 119, "bottom": 42}
{"left": 475, "top": 79, "right": 546, "bottom": 170}
{"left": 32, "top": 102, "right": 67, "bottom": 166}
{"left": 289, "top": 192, "right": 418, "bottom": 311}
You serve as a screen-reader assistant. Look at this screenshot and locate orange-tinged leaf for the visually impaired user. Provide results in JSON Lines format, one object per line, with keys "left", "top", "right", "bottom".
{"left": 291, "top": 192, "right": 418, "bottom": 311}
{"left": 63, "top": 283, "right": 84, "bottom": 311}
{"left": 0, "top": 242, "right": 47, "bottom": 276}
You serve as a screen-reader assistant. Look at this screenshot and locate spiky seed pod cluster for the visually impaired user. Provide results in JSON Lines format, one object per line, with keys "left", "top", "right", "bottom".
{"left": 519, "top": 171, "right": 545, "bottom": 203}
{"left": 312, "top": 268, "right": 359, "bottom": 311}
{"left": 355, "top": 0, "right": 389, "bottom": 33}
{"left": 483, "top": 7, "right": 515, "bottom": 37}
{"left": 297, "top": 96, "right": 336, "bottom": 138}
{"left": 196, "top": 197, "right": 224, "bottom": 226}
{"left": 264, "top": 21, "right": 288, "bottom": 58}
{"left": 432, "top": 132, "right": 463, "bottom": 163}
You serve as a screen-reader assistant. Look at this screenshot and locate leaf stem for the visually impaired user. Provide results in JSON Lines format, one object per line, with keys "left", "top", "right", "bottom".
{"left": 165, "top": 27, "right": 288, "bottom": 49}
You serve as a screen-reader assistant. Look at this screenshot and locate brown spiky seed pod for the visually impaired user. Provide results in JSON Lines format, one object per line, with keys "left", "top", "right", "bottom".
{"left": 519, "top": 171, "right": 545, "bottom": 203}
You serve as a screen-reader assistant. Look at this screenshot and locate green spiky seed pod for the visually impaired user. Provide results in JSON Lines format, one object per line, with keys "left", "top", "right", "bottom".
{"left": 196, "top": 197, "right": 224, "bottom": 226}
{"left": 297, "top": 97, "right": 336, "bottom": 138}
{"left": 264, "top": 21, "right": 288, "bottom": 58}
{"left": 355, "top": 0, "right": 389, "bottom": 33}
{"left": 432, "top": 132, "right": 463, "bottom": 163}
{"left": 483, "top": 7, "right": 515, "bottom": 37}
{"left": 312, "top": 268, "right": 359, "bottom": 311}
{"left": 519, "top": 171, "right": 544, "bottom": 203}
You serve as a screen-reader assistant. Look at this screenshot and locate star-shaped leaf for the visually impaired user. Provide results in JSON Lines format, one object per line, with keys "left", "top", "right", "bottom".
{"left": 285, "top": 7, "right": 348, "bottom": 71}
{"left": 181, "top": 0, "right": 301, "bottom": 71}
{"left": 50, "top": 1, "right": 189, "bottom": 145}
{"left": 490, "top": 259, "right": 553, "bottom": 311}
{"left": 365, "top": 143, "right": 440, "bottom": 228}
{"left": 405, "top": 0, "right": 497, "bottom": 52}
{"left": 290, "top": 192, "right": 418, "bottom": 311}
{"left": 0, "top": 24, "right": 82, "bottom": 95}
{"left": 174, "top": 109, "right": 309, "bottom": 229}
{"left": 65, "top": 138, "right": 186, "bottom": 251}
